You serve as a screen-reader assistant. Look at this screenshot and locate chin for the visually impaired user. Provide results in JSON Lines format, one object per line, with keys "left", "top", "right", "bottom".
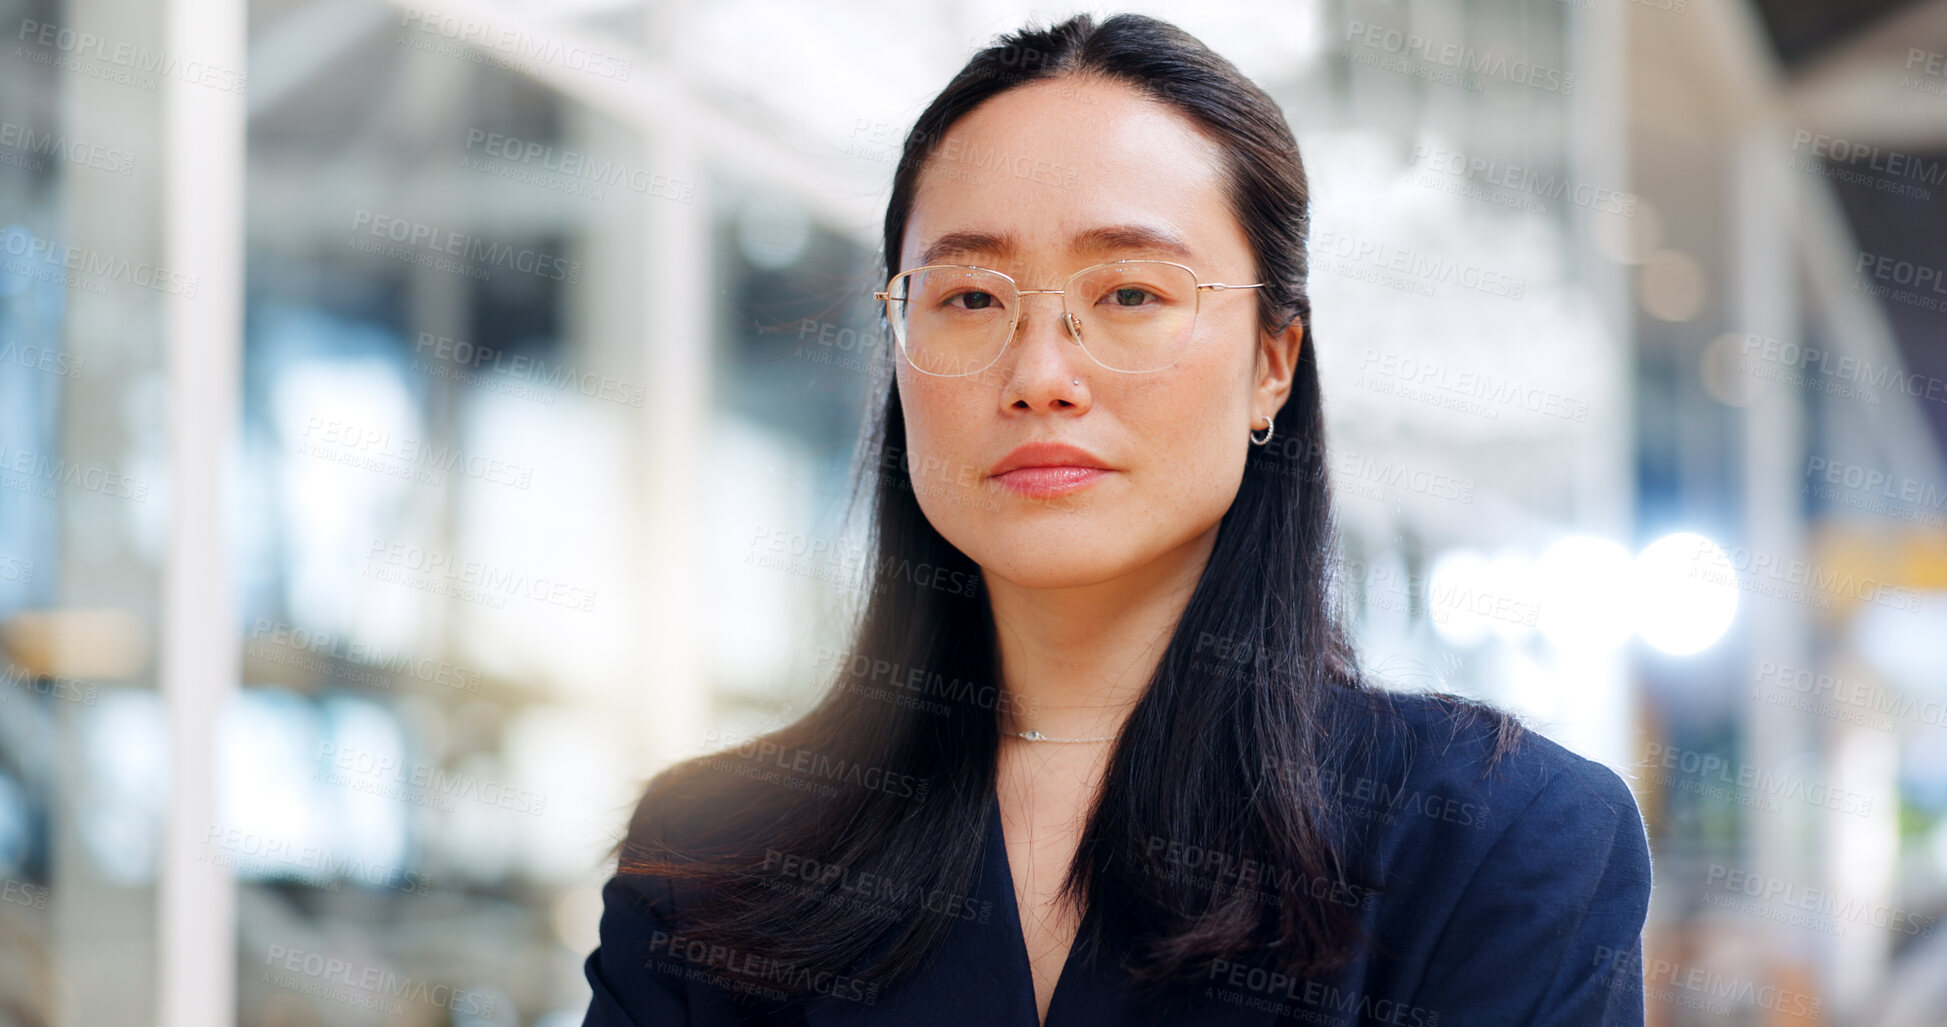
{"left": 962, "top": 530, "right": 1132, "bottom": 590}
{"left": 981, "top": 558, "right": 1124, "bottom": 591}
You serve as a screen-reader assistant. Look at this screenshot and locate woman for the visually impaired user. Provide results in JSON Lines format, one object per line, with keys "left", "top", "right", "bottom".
{"left": 583, "top": 12, "right": 1652, "bottom": 1027}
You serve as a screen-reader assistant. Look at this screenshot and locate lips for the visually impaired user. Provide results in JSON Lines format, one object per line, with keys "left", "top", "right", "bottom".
{"left": 988, "top": 442, "right": 1114, "bottom": 498}
{"left": 988, "top": 442, "right": 1111, "bottom": 477}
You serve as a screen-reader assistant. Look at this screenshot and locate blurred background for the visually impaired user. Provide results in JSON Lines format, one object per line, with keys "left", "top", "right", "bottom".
{"left": 1, "top": 0, "right": 1944, "bottom": 1023}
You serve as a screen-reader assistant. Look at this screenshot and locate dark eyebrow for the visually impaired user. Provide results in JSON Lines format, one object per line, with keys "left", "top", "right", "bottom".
{"left": 915, "top": 224, "right": 1194, "bottom": 269}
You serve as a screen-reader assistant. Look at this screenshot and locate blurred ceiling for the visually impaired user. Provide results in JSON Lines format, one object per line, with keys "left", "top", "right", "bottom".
{"left": 1755, "top": 0, "right": 1947, "bottom": 459}
{"left": 1728, "top": 0, "right": 1939, "bottom": 457}
{"left": 1750, "top": 0, "right": 1926, "bottom": 68}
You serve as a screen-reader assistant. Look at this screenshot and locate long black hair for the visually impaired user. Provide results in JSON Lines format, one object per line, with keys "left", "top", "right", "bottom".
{"left": 616, "top": 11, "right": 1517, "bottom": 1008}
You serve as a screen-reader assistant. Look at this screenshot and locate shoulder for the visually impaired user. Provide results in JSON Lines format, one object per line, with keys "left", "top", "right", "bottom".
{"left": 585, "top": 801, "right": 690, "bottom": 1026}
{"left": 1324, "top": 686, "right": 1648, "bottom": 888}
{"left": 585, "top": 765, "right": 792, "bottom": 1025}
{"left": 612, "top": 755, "right": 772, "bottom": 911}
{"left": 1324, "top": 689, "right": 1655, "bottom": 1022}
{"left": 1324, "top": 688, "right": 1654, "bottom": 1022}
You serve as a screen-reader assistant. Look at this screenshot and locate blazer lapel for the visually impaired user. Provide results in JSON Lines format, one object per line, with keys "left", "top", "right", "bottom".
{"left": 1047, "top": 927, "right": 1290, "bottom": 1027}
{"left": 801, "top": 791, "right": 1038, "bottom": 1027}
{"left": 801, "top": 790, "right": 1286, "bottom": 1027}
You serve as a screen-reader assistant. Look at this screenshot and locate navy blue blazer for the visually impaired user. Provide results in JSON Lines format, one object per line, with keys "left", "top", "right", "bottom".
{"left": 582, "top": 691, "right": 1653, "bottom": 1025}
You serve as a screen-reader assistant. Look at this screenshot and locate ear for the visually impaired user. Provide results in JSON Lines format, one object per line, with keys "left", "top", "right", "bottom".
{"left": 1252, "top": 315, "right": 1304, "bottom": 429}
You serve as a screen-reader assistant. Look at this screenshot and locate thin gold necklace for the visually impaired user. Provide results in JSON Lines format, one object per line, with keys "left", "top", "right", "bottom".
{"left": 1007, "top": 728, "right": 1116, "bottom": 743}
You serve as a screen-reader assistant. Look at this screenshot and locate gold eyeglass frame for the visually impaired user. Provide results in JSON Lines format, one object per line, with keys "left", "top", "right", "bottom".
{"left": 873, "top": 259, "right": 1265, "bottom": 376}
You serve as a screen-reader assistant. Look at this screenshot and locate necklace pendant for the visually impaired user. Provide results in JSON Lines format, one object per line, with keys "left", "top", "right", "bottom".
{"left": 1021, "top": 729, "right": 1047, "bottom": 741}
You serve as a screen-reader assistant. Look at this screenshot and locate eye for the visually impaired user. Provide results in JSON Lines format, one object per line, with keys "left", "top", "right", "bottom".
{"left": 945, "top": 289, "right": 1002, "bottom": 311}
{"left": 1108, "top": 286, "right": 1155, "bottom": 307}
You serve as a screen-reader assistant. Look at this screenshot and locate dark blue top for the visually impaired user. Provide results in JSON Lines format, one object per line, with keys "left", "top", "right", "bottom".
{"left": 582, "top": 690, "right": 1653, "bottom": 1025}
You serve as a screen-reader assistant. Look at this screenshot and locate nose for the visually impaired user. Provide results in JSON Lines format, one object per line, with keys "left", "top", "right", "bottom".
{"left": 997, "top": 291, "right": 1091, "bottom": 406}
{"left": 1012, "top": 290, "right": 1085, "bottom": 354}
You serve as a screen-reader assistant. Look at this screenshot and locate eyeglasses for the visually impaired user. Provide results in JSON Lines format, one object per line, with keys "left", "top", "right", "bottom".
{"left": 874, "top": 260, "right": 1264, "bottom": 376}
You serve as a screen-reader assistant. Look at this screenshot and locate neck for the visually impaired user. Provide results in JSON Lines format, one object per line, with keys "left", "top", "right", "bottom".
{"left": 986, "top": 526, "right": 1218, "bottom": 743}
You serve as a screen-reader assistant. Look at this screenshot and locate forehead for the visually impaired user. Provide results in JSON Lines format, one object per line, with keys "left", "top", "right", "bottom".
{"left": 899, "top": 76, "right": 1247, "bottom": 274}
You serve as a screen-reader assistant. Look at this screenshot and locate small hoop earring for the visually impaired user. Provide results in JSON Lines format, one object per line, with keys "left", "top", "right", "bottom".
{"left": 1250, "top": 414, "right": 1274, "bottom": 446}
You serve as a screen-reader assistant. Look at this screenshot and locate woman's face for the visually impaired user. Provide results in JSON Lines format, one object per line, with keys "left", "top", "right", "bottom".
{"left": 895, "top": 74, "right": 1300, "bottom": 590}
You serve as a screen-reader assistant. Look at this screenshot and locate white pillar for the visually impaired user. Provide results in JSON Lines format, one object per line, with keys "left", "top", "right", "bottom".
{"left": 1733, "top": 121, "right": 1819, "bottom": 1011}
{"left": 638, "top": 0, "right": 713, "bottom": 772}
{"left": 159, "top": 0, "right": 244, "bottom": 1023}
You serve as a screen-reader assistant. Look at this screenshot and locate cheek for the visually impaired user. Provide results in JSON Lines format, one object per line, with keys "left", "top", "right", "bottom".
{"left": 1127, "top": 377, "right": 1250, "bottom": 511}
{"left": 898, "top": 379, "right": 981, "bottom": 484}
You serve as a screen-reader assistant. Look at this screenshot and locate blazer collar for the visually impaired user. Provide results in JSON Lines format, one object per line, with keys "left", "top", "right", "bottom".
{"left": 801, "top": 791, "right": 1287, "bottom": 1027}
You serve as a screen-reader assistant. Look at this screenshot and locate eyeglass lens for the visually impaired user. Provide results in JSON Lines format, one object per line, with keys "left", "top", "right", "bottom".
{"left": 886, "top": 261, "right": 1200, "bottom": 375}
